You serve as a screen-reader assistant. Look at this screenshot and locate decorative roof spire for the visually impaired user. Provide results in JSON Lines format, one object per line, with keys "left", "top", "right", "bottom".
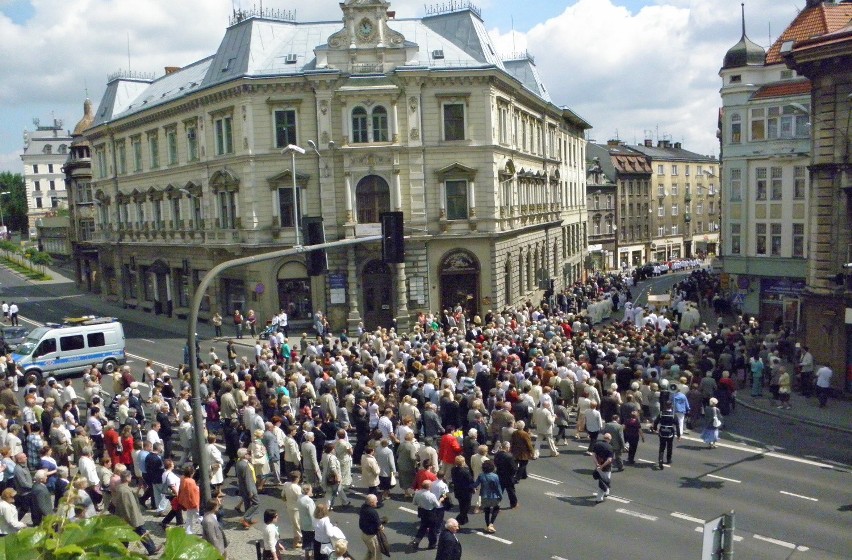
{"left": 741, "top": 3, "right": 746, "bottom": 37}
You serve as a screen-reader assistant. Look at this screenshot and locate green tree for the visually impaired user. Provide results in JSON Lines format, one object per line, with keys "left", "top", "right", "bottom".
{"left": 0, "top": 172, "right": 28, "bottom": 235}
{"left": 30, "top": 250, "right": 53, "bottom": 273}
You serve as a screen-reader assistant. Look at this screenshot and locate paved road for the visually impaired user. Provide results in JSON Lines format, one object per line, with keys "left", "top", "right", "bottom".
{"left": 2, "top": 265, "right": 850, "bottom": 559}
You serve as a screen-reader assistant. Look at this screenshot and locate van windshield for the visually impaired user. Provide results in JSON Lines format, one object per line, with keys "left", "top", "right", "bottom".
{"left": 14, "top": 327, "right": 50, "bottom": 356}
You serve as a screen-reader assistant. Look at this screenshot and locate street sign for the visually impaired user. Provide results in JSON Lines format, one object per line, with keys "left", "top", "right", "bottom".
{"left": 702, "top": 511, "right": 735, "bottom": 560}
{"left": 732, "top": 293, "right": 745, "bottom": 306}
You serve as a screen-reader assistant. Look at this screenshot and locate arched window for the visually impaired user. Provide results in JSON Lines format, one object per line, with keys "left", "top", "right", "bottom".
{"left": 355, "top": 175, "right": 390, "bottom": 223}
{"left": 352, "top": 107, "right": 368, "bottom": 143}
{"left": 43, "top": 144, "right": 52, "bottom": 154}
{"left": 372, "top": 107, "right": 389, "bottom": 142}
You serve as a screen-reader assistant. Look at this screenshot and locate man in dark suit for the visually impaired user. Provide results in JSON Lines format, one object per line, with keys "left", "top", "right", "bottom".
{"left": 12, "top": 453, "right": 33, "bottom": 520}
{"left": 493, "top": 442, "right": 518, "bottom": 509}
{"left": 235, "top": 448, "right": 259, "bottom": 528}
{"left": 435, "top": 518, "right": 462, "bottom": 560}
{"left": 30, "top": 470, "right": 54, "bottom": 526}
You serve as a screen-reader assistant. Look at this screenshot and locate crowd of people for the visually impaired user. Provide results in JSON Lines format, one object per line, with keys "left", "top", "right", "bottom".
{"left": 0, "top": 263, "right": 831, "bottom": 560}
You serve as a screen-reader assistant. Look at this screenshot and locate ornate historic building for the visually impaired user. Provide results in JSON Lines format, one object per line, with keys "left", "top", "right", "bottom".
{"left": 719, "top": 0, "right": 852, "bottom": 329}
{"left": 21, "top": 117, "right": 72, "bottom": 238}
{"left": 83, "top": 1, "right": 589, "bottom": 332}
{"left": 783, "top": 13, "right": 852, "bottom": 392}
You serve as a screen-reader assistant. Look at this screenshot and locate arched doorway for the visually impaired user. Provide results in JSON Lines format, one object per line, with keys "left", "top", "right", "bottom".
{"left": 440, "top": 250, "right": 480, "bottom": 319}
{"left": 277, "top": 261, "right": 312, "bottom": 322}
{"left": 362, "top": 260, "right": 393, "bottom": 330}
{"left": 355, "top": 175, "right": 391, "bottom": 223}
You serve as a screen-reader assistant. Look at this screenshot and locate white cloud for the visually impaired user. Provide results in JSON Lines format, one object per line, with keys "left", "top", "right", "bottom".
{"left": 0, "top": 150, "right": 22, "bottom": 175}
{"left": 0, "top": 0, "right": 807, "bottom": 170}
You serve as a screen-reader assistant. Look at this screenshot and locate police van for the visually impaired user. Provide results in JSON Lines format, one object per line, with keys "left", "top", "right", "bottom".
{"left": 12, "top": 316, "right": 126, "bottom": 380}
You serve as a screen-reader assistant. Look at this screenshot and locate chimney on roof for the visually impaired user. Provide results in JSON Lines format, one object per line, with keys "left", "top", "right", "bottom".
{"left": 644, "top": 139, "right": 653, "bottom": 147}
{"left": 658, "top": 139, "right": 671, "bottom": 148}
{"left": 674, "top": 142, "right": 682, "bottom": 149}
{"left": 387, "top": 11, "right": 396, "bottom": 19}
{"left": 607, "top": 139, "right": 622, "bottom": 147}
{"left": 164, "top": 66, "right": 180, "bottom": 75}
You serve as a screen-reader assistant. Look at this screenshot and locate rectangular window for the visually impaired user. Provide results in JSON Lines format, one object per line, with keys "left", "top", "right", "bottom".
{"left": 658, "top": 184, "right": 665, "bottom": 197}
{"left": 96, "top": 148, "right": 107, "bottom": 178}
{"left": 186, "top": 123, "right": 199, "bottom": 161}
{"left": 123, "top": 265, "right": 137, "bottom": 299}
{"left": 770, "top": 167, "right": 783, "bottom": 200}
{"left": 696, "top": 221, "right": 703, "bottom": 233}
{"left": 166, "top": 128, "right": 178, "bottom": 165}
{"left": 131, "top": 136, "right": 142, "bottom": 172}
{"left": 153, "top": 199, "right": 163, "bottom": 228}
{"left": 36, "top": 198, "right": 43, "bottom": 209}
{"left": 136, "top": 201, "right": 145, "bottom": 227}
{"left": 274, "top": 109, "right": 297, "bottom": 148}
{"left": 148, "top": 132, "right": 159, "bottom": 169}
{"left": 87, "top": 332, "right": 106, "bottom": 348}
{"left": 671, "top": 165, "right": 678, "bottom": 176}
{"left": 658, "top": 203, "right": 664, "bottom": 217}
{"left": 32, "top": 164, "right": 39, "bottom": 174}
{"left": 657, "top": 164, "right": 664, "bottom": 175}
{"left": 372, "top": 107, "right": 389, "bottom": 142}
{"left": 750, "top": 108, "right": 766, "bottom": 141}
{"left": 794, "top": 166, "right": 805, "bottom": 199}
{"left": 172, "top": 197, "right": 181, "bottom": 227}
{"left": 49, "top": 180, "right": 56, "bottom": 191}
{"left": 120, "top": 203, "right": 129, "bottom": 226}
{"left": 756, "top": 223, "right": 767, "bottom": 255}
{"left": 685, "top": 165, "right": 690, "bottom": 177}
{"left": 219, "top": 191, "right": 236, "bottom": 229}
{"left": 59, "top": 335, "right": 85, "bottom": 352}
{"left": 730, "top": 169, "right": 742, "bottom": 201}
{"left": 34, "top": 180, "right": 41, "bottom": 191}
{"left": 192, "top": 196, "right": 202, "bottom": 229}
{"left": 671, "top": 185, "right": 678, "bottom": 196}
{"left": 278, "top": 188, "right": 302, "bottom": 228}
{"left": 671, "top": 224, "right": 678, "bottom": 235}
{"left": 771, "top": 223, "right": 782, "bottom": 256}
{"left": 696, "top": 201, "right": 703, "bottom": 214}
{"left": 48, "top": 164, "right": 54, "bottom": 173}
{"left": 177, "top": 270, "right": 190, "bottom": 308}
{"left": 445, "top": 180, "right": 468, "bottom": 220}
{"left": 792, "top": 223, "right": 804, "bottom": 257}
{"left": 658, "top": 225, "right": 665, "bottom": 237}
{"left": 78, "top": 218, "right": 95, "bottom": 241}
{"left": 672, "top": 203, "right": 679, "bottom": 216}
{"left": 730, "top": 223, "right": 741, "bottom": 254}
{"left": 731, "top": 115, "right": 741, "bottom": 143}
{"left": 443, "top": 103, "right": 465, "bottom": 141}
{"left": 755, "top": 168, "right": 767, "bottom": 200}
{"left": 215, "top": 116, "right": 234, "bottom": 155}
{"left": 116, "top": 141, "right": 127, "bottom": 175}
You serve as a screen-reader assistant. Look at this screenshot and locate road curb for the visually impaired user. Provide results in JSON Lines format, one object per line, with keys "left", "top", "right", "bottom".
{"left": 737, "top": 399, "right": 852, "bottom": 435}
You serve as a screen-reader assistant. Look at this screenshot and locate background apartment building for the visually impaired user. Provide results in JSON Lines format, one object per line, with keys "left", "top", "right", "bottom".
{"left": 20, "top": 118, "right": 71, "bottom": 238}
{"left": 83, "top": 0, "right": 589, "bottom": 333}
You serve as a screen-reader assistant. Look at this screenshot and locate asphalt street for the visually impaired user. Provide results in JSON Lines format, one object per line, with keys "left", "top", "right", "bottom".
{"left": 1, "top": 265, "right": 850, "bottom": 559}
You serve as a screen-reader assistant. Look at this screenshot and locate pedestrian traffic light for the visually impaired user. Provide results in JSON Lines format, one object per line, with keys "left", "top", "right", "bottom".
{"left": 302, "top": 216, "right": 328, "bottom": 276}
{"left": 381, "top": 211, "right": 404, "bottom": 264}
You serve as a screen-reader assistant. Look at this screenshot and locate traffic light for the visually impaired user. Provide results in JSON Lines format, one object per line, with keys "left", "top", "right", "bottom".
{"left": 302, "top": 217, "right": 328, "bottom": 276}
{"left": 381, "top": 211, "right": 404, "bottom": 264}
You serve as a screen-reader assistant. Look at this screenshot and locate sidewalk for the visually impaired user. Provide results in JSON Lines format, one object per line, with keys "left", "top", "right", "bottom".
{"left": 737, "top": 392, "right": 852, "bottom": 435}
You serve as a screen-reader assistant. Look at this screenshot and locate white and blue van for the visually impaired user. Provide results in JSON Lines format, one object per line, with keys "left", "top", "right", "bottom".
{"left": 12, "top": 316, "right": 126, "bottom": 380}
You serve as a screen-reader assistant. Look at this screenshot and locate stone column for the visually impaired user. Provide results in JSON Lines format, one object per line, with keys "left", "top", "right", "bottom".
{"left": 438, "top": 181, "right": 446, "bottom": 219}
{"left": 346, "top": 246, "right": 361, "bottom": 335}
{"left": 344, "top": 173, "right": 354, "bottom": 223}
{"left": 393, "top": 170, "right": 402, "bottom": 211}
{"left": 468, "top": 179, "right": 476, "bottom": 218}
{"left": 394, "top": 262, "right": 410, "bottom": 333}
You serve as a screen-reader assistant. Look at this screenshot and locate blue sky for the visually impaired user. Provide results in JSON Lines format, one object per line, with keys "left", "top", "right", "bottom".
{"left": 0, "top": 0, "right": 807, "bottom": 171}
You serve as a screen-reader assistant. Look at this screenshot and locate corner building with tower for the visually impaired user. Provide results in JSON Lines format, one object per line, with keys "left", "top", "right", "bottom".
{"left": 83, "top": 0, "right": 589, "bottom": 333}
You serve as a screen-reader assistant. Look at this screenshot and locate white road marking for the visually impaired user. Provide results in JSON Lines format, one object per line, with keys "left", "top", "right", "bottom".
{"left": 474, "top": 531, "right": 512, "bottom": 545}
{"left": 705, "top": 473, "right": 741, "bottom": 484}
{"left": 779, "top": 490, "right": 818, "bottom": 502}
{"left": 616, "top": 508, "right": 657, "bottom": 521}
{"left": 753, "top": 534, "right": 796, "bottom": 549}
{"left": 528, "top": 473, "right": 561, "bottom": 485}
{"left": 694, "top": 527, "right": 743, "bottom": 541}
{"left": 544, "top": 491, "right": 568, "bottom": 499}
{"left": 680, "top": 435, "right": 836, "bottom": 469}
{"left": 607, "top": 496, "right": 630, "bottom": 504}
{"left": 140, "top": 338, "right": 155, "bottom": 343}
{"left": 552, "top": 556, "right": 570, "bottom": 560}
{"left": 398, "top": 506, "right": 417, "bottom": 515}
{"left": 671, "top": 512, "right": 704, "bottom": 524}
{"left": 636, "top": 458, "right": 655, "bottom": 464}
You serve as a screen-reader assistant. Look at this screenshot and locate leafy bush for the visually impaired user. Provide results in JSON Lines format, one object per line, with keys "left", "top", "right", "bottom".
{"left": 0, "top": 514, "right": 223, "bottom": 560}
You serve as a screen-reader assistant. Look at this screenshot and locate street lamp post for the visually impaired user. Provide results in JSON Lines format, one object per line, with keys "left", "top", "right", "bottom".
{"left": 282, "top": 144, "right": 306, "bottom": 245}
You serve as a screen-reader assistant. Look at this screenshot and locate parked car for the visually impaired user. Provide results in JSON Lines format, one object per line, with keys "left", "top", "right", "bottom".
{"left": 0, "top": 325, "right": 30, "bottom": 354}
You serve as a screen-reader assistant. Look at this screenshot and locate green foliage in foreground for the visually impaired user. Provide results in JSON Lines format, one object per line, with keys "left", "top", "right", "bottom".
{"left": 0, "top": 514, "right": 224, "bottom": 560}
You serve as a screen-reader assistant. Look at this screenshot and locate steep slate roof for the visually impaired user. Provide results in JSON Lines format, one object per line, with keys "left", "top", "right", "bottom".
{"left": 765, "top": 1, "right": 852, "bottom": 64}
{"left": 94, "top": 8, "right": 562, "bottom": 127}
{"left": 752, "top": 79, "right": 812, "bottom": 99}
{"left": 630, "top": 143, "right": 717, "bottom": 163}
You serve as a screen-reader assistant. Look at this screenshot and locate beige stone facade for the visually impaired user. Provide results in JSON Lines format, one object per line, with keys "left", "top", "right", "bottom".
{"left": 82, "top": 1, "right": 589, "bottom": 333}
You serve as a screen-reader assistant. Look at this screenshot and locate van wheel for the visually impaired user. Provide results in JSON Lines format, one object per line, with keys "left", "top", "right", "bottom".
{"left": 27, "top": 369, "right": 43, "bottom": 383}
{"left": 103, "top": 359, "right": 118, "bottom": 374}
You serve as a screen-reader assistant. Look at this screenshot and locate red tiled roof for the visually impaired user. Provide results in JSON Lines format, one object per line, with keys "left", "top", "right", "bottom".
{"left": 765, "top": 3, "right": 852, "bottom": 64}
{"left": 752, "top": 80, "right": 812, "bottom": 99}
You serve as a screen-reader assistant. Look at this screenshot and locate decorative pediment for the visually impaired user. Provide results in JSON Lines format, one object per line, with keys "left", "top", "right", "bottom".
{"left": 183, "top": 181, "right": 202, "bottom": 197}
{"left": 434, "top": 162, "right": 477, "bottom": 180}
{"left": 210, "top": 169, "right": 240, "bottom": 193}
{"left": 148, "top": 186, "right": 164, "bottom": 201}
{"left": 94, "top": 190, "right": 111, "bottom": 204}
{"left": 130, "top": 189, "right": 146, "bottom": 203}
{"left": 327, "top": 0, "right": 405, "bottom": 50}
{"left": 267, "top": 170, "right": 311, "bottom": 190}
